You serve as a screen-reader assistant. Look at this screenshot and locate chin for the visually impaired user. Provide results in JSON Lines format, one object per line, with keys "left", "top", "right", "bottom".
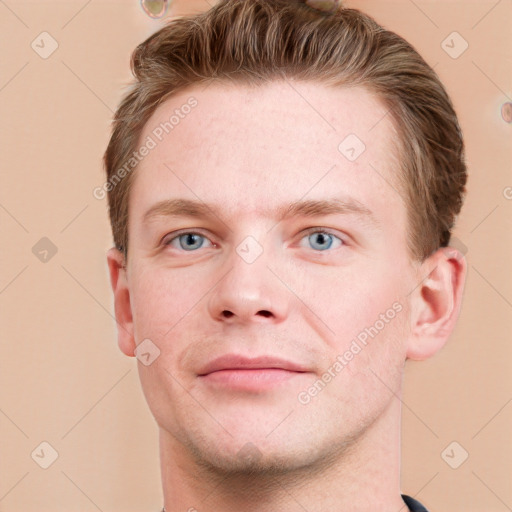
{"left": 186, "top": 432, "right": 344, "bottom": 481}
{"left": 194, "top": 446, "right": 308, "bottom": 477}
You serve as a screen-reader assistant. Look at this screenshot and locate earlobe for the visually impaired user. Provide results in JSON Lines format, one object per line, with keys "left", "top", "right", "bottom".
{"left": 106, "top": 247, "right": 136, "bottom": 357}
{"left": 406, "top": 247, "right": 467, "bottom": 361}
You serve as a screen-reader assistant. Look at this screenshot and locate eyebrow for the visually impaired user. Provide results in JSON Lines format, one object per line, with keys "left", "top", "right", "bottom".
{"left": 142, "top": 197, "right": 379, "bottom": 228}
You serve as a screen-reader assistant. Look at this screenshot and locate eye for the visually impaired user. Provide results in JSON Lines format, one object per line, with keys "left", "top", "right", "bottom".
{"left": 300, "top": 230, "right": 344, "bottom": 251}
{"left": 163, "top": 232, "right": 214, "bottom": 251}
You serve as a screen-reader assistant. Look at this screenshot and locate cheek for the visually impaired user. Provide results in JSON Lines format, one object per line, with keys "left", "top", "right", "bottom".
{"left": 323, "top": 307, "right": 407, "bottom": 412}
{"left": 298, "top": 260, "right": 405, "bottom": 346}
{"left": 129, "top": 265, "right": 211, "bottom": 342}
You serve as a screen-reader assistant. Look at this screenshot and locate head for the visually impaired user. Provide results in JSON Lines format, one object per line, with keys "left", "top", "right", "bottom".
{"left": 104, "top": 0, "right": 467, "bottom": 476}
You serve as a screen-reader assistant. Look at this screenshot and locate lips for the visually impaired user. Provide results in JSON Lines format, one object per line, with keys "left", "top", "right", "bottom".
{"left": 197, "top": 354, "right": 310, "bottom": 376}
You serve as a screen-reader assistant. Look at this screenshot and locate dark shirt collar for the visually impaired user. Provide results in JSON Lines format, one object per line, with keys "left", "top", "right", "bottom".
{"left": 402, "top": 494, "right": 429, "bottom": 511}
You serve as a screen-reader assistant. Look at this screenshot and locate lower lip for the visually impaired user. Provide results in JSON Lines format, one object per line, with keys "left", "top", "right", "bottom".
{"left": 199, "top": 369, "right": 306, "bottom": 391}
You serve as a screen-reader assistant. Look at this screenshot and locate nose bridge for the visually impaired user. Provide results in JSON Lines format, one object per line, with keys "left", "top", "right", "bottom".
{"left": 207, "top": 232, "right": 288, "bottom": 324}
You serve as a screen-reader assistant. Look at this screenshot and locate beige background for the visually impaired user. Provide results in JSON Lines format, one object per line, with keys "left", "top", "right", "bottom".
{"left": 0, "top": 0, "right": 511, "bottom": 510}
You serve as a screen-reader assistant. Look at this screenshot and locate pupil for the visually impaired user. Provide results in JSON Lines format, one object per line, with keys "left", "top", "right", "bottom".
{"left": 317, "top": 233, "right": 327, "bottom": 245}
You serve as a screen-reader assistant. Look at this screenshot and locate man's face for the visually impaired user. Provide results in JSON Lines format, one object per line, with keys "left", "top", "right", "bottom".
{"left": 123, "top": 81, "right": 419, "bottom": 473}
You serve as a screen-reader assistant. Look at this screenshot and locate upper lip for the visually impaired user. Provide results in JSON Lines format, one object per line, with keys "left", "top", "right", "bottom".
{"left": 197, "top": 354, "right": 310, "bottom": 376}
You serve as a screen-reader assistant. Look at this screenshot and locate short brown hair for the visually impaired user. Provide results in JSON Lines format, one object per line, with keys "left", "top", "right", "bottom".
{"left": 103, "top": 0, "right": 467, "bottom": 261}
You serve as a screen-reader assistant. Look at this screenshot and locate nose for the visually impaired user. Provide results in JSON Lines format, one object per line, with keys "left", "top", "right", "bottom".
{"left": 207, "top": 242, "right": 289, "bottom": 325}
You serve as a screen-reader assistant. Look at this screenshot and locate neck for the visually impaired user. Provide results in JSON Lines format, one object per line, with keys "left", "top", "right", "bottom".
{"left": 159, "top": 397, "right": 405, "bottom": 512}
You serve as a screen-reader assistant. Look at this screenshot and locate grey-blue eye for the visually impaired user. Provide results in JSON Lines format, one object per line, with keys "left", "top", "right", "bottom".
{"left": 302, "top": 231, "right": 343, "bottom": 251}
{"left": 166, "top": 232, "right": 211, "bottom": 251}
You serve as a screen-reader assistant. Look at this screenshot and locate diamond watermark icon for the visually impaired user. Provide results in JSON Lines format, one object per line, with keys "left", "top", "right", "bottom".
{"left": 237, "top": 442, "right": 263, "bottom": 464}
{"left": 31, "top": 441, "right": 59, "bottom": 469}
{"left": 441, "top": 32, "right": 468, "bottom": 59}
{"left": 236, "top": 236, "right": 264, "bottom": 264}
{"left": 135, "top": 338, "right": 161, "bottom": 366}
{"left": 338, "top": 134, "right": 366, "bottom": 162}
{"left": 32, "top": 237, "right": 58, "bottom": 263}
{"left": 441, "top": 441, "right": 469, "bottom": 469}
{"left": 449, "top": 236, "right": 468, "bottom": 261}
{"left": 31, "top": 32, "right": 59, "bottom": 59}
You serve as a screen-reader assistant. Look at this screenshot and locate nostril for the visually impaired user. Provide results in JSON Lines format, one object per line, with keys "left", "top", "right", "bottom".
{"left": 220, "top": 310, "right": 272, "bottom": 319}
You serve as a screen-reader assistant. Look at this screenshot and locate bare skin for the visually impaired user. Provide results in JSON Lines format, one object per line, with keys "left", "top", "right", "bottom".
{"left": 107, "top": 80, "right": 466, "bottom": 512}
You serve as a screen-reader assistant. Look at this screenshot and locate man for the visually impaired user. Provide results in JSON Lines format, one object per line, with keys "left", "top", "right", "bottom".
{"left": 103, "top": 1, "right": 467, "bottom": 510}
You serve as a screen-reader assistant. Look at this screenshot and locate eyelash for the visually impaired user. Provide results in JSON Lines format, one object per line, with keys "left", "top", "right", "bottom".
{"left": 162, "top": 228, "right": 346, "bottom": 252}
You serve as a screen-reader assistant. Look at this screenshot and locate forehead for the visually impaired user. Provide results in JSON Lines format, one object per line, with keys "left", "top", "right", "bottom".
{"left": 130, "top": 80, "right": 404, "bottom": 225}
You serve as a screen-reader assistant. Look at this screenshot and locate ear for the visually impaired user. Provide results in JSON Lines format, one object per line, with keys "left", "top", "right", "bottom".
{"left": 106, "top": 247, "right": 136, "bottom": 357}
{"left": 406, "top": 246, "right": 467, "bottom": 360}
